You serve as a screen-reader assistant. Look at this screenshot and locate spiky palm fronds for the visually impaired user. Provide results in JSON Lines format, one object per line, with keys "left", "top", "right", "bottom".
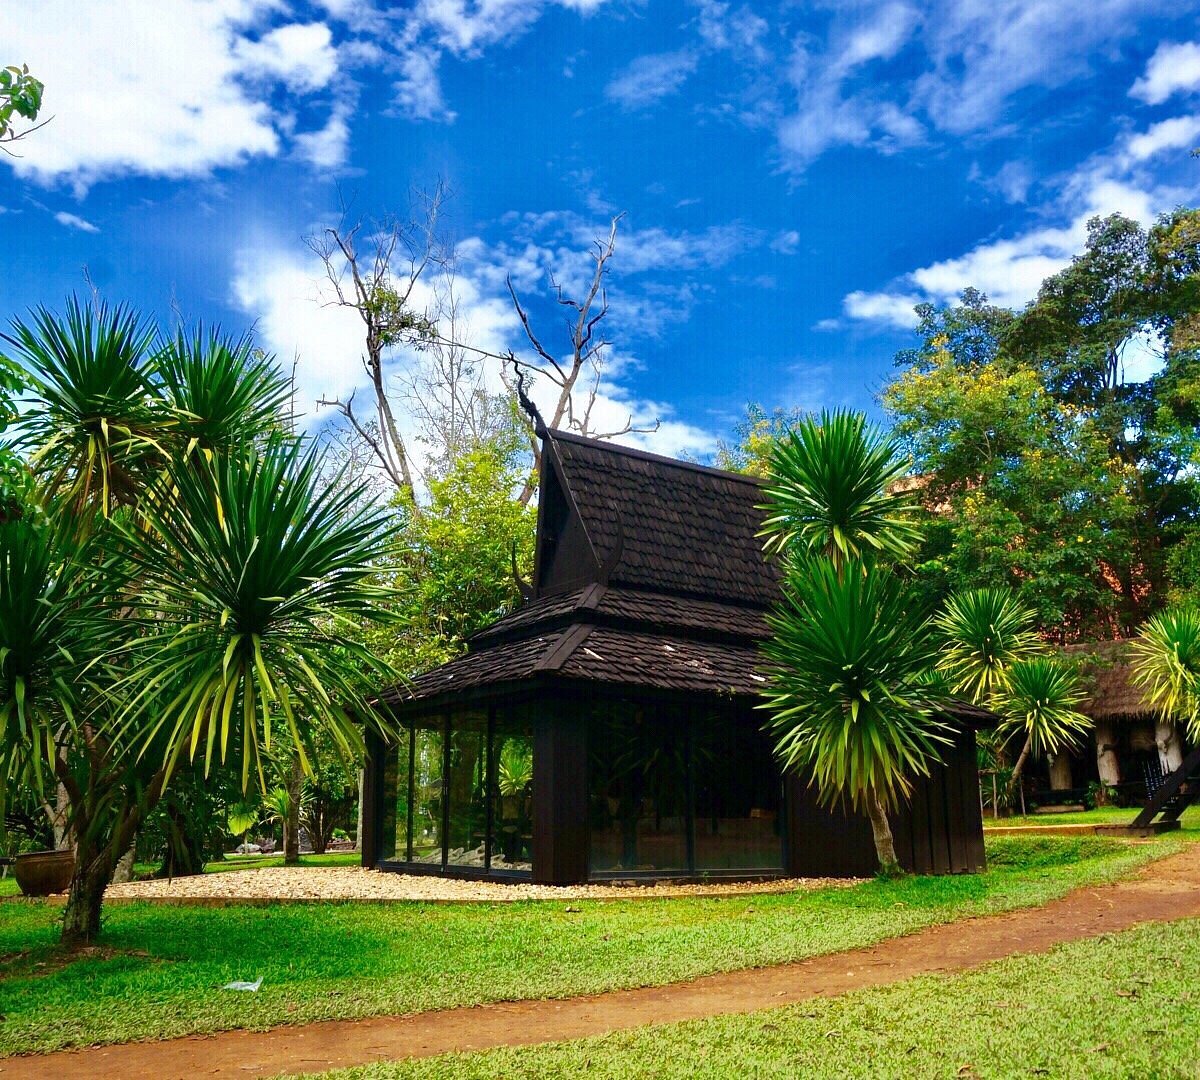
{"left": 120, "top": 436, "right": 399, "bottom": 791}
{"left": 759, "top": 409, "right": 922, "bottom": 570}
{"left": 155, "top": 327, "right": 292, "bottom": 457}
{"left": 933, "top": 587, "right": 1043, "bottom": 705}
{"left": 1130, "top": 606, "right": 1200, "bottom": 740}
{"left": 760, "top": 557, "right": 951, "bottom": 813}
{"left": 994, "top": 657, "right": 1091, "bottom": 759}
{"left": 0, "top": 509, "right": 125, "bottom": 789}
{"left": 2, "top": 297, "right": 159, "bottom": 513}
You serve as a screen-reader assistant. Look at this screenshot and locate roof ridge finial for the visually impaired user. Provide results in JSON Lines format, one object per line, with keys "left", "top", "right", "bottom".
{"left": 508, "top": 354, "right": 546, "bottom": 435}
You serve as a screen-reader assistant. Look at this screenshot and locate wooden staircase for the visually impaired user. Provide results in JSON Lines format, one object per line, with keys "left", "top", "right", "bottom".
{"left": 1128, "top": 745, "right": 1200, "bottom": 832}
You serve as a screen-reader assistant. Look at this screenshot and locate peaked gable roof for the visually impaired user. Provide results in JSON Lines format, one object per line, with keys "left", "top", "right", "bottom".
{"left": 544, "top": 430, "right": 780, "bottom": 606}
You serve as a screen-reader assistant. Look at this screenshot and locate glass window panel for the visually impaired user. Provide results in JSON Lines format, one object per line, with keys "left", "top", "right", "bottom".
{"left": 379, "top": 726, "right": 412, "bottom": 861}
{"left": 447, "top": 711, "right": 488, "bottom": 867}
{"left": 410, "top": 724, "right": 444, "bottom": 865}
{"left": 694, "top": 709, "right": 784, "bottom": 871}
{"left": 588, "top": 701, "right": 688, "bottom": 874}
{"left": 490, "top": 707, "right": 534, "bottom": 873}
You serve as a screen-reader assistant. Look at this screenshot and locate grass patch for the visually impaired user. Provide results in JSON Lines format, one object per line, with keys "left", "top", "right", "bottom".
{"left": 0, "top": 834, "right": 1182, "bottom": 1056}
{"left": 329, "top": 916, "right": 1200, "bottom": 1079}
{"left": 984, "top": 804, "right": 1200, "bottom": 830}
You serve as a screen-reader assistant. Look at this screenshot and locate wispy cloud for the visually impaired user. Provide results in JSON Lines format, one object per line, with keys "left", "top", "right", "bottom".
{"left": 54, "top": 211, "right": 99, "bottom": 233}
{"left": 605, "top": 51, "right": 699, "bottom": 110}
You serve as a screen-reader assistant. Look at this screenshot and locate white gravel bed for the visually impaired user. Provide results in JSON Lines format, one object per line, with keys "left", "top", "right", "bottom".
{"left": 104, "top": 866, "right": 854, "bottom": 903}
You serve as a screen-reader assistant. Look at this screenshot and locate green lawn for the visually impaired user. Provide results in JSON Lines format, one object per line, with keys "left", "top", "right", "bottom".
{"left": 325, "top": 915, "right": 1200, "bottom": 1079}
{"left": 202, "top": 851, "right": 361, "bottom": 874}
{"left": 0, "top": 834, "right": 1184, "bottom": 1057}
{"left": 984, "top": 804, "right": 1200, "bottom": 829}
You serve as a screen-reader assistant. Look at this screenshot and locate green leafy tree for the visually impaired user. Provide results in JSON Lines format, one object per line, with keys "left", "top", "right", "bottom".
{"left": 0, "top": 64, "right": 44, "bottom": 150}
{"left": 0, "top": 298, "right": 400, "bottom": 944}
{"left": 715, "top": 404, "right": 805, "bottom": 477}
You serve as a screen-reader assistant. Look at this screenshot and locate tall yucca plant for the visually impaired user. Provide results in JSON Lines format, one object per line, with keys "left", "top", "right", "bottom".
{"left": 760, "top": 558, "right": 950, "bottom": 875}
{"left": 759, "top": 409, "right": 922, "bottom": 571}
{"left": 994, "top": 657, "right": 1091, "bottom": 797}
{"left": 933, "top": 588, "right": 1043, "bottom": 704}
{"left": 3, "top": 297, "right": 158, "bottom": 513}
{"left": 122, "top": 436, "right": 398, "bottom": 790}
{"left": 1130, "top": 606, "right": 1200, "bottom": 741}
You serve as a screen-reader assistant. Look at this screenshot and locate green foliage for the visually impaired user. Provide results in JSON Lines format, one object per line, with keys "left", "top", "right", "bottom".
{"left": 0, "top": 64, "right": 42, "bottom": 143}
{"left": 714, "top": 403, "right": 804, "bottom": 477}
{"left": 885, "top": 210, "right": 1200, "bottom": 638}
{"left": 0, "top": 296, "right": 402, "bottom": 940}
{"left": 366, "top": 426, "right": 535, "bottom": 677}
{"left": 932, "top": 588, "right": 1043, "bottom": 704}
{"left": 993, "top": 657, "right": 1092, "bottom": 760}
{"left": 759, "top": 409, "right": 922, "bottom": 570}
{"left": 122, "top": 436, "right": 399, "bottom": 789}
{"left": 497, "top": 741, "right": 533, "bottom": 797}
{"left": 760, "top": 558, "right": 950, "bottom": 813}
{"left": 1130, "top": 604, "right": 1200, "bottom": 739}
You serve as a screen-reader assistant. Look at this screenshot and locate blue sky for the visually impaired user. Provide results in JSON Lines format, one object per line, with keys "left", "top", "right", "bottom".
{"left": 3, "top": 1, "right": 1200, "bottom": 464}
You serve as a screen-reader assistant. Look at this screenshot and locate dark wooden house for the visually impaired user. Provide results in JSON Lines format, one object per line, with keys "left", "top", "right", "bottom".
{"left": 362, "top": 430, "right": 986, "bottom": 883}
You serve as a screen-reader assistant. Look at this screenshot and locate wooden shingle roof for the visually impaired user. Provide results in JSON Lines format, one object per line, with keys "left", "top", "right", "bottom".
{"left": 549, "top": 431, "right": 780, "bottom": 606}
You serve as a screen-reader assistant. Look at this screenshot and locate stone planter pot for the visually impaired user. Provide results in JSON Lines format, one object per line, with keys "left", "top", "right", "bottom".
{"left": 14, "top": 849, "right": 74, "bottom": 897}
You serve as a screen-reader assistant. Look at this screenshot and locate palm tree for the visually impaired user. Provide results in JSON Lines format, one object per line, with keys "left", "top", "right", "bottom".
{"left": 992, "top": 657, "right": 1091, "bottom": 799}
{"left": 760, "top": 558, "right": 950, "bottom": 875}
{"left": 933, "top": 588, "right": 1043, "bottom": 704}
{"left": 759, "top": 409, "right": 922, "bottom": 572}
{"left": 1130, "top": 605, "right": 1200, "bottom": 742}
{"left": 0, "top": 299, "right": 400, "bottom": 944}
{"left": 758, "top": 410, "right": 947, "bottom": 876}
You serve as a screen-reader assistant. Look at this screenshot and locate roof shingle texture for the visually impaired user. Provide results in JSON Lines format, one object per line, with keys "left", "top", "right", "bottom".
{"left": 551, "top": 432, "right": 780, "bottom": 606}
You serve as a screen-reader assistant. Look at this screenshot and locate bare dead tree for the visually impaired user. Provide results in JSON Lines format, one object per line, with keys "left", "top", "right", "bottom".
{"left": 309, "top": 183, "right": 447, "bottom": 504}
{"left": 395, "top": 266, "right": 519, "bottom": 479}
{"left": 494, "top": 214, "right": 659, "bottom": 504}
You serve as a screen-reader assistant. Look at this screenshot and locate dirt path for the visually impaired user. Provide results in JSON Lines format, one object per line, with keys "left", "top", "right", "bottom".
{"left": 6, "top": 846, "right": 1200, "bottom": 1080}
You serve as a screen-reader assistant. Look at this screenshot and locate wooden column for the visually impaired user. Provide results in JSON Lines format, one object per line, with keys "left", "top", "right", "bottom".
{"left": 360, "top": 727, "right": 385, "bottom": 869}
{"left": 532, "top": 699, "right": 589, "bottom": 884}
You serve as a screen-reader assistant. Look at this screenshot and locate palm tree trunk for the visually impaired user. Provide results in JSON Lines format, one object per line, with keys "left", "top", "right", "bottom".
{"left": 864, "top": 789, "right": 902, "bottom": 877}
{"left": 284, "top": 755, "right": 302, "bottom": 866}
{"left": 1005, "top": 734, "right": 1033, "bottom": 803}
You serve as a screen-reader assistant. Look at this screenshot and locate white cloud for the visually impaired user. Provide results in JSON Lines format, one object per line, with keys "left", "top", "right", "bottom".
{"left": 605, "top": 51, "right": 699, "bottom": 109}
{"left": 1123, "top": 115, "right": 1200, "bottom": 164}
{"left": 394, "top": 48, "right": 454, "bottom": 122}
{"left": 770, "top": 229, "right": 801, "bottom": 255}
{"left": 53, "top": 211, "right": 99, "bottom": 233}
{"left": 1130, "top": 41, "right": 1200, "bottom": 105}
{"left": 1, "top": 1, "right": 344, "bottom": 189}
{"left": 294, "top": 102, "right": 353, "bottom": 168}
{"left": 232, "top": 231, "right": 721, "bottom": 466}
{"left": 843, "top": 290, "right": 921, "bottom": 329}
{"left": 231, "top": 242, "right": 367, "bottom": 422}
{"left": 236, "top": 22, "right": 338, "bottom": 92}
